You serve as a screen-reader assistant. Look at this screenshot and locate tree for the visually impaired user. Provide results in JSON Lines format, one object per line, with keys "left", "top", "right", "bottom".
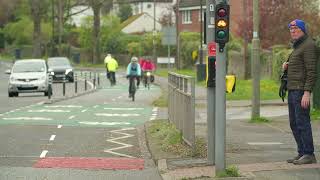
{"left": 235, "top": 0, "right": 320, "bottom": 48}
{"left": 118, "top": 3, "right": 132, "bottom": 22}
{"left": 28, "top": 0, "right": 49, "bottom": 58}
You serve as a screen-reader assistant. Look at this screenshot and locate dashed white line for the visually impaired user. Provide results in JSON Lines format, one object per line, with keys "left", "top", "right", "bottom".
{"left": 68, "top": 115, "right": 75, "bottom": 120}
{"left": 93, "top": 105, "right": 99, "bottom": 108}
{"left": 57, "top": 125, "right": 62, "bottom": 128}
{"left": 49, "top": 135, "right": 56, "bottom": 141}
{"left": 40, "top": 150, "right": 48, "bottom": 158}
{"left": 247, "top": 142, "right": 283, "bottom": 145}
{"left": 81, "top": 109, "right": 88, "bottom": 113}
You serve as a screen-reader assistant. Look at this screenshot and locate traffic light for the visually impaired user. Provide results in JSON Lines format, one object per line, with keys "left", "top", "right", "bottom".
{"left": 215, "top": 2, "right": 230, "bottom": 52}
{"left": 206, "top": 56, "right": 216, "bottom": 87}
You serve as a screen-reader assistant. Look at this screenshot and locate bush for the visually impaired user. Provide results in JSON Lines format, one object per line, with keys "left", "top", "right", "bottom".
{"left": 180, "top": 32, "right": 200, "bottom": 68}
{"left": 271, "top": 45, "right": 291, "bottom": 81}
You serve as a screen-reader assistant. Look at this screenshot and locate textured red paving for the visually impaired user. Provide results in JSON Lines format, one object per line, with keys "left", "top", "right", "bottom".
{"left": 33, "top": 157, "right": 144, "bottom": 170}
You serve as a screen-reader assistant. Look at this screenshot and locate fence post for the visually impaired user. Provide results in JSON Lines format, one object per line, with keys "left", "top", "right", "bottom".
{"left": 62, "top": 76, "right": 66, "bottom": 96}
{"left": 48, "top": 75, "right": 53, "bottom": 99}
{"left": 85, "top": 73, "right": 87, "bottom": 91}
{"left": 75, "top": 73, "right": 78, "bottom": 94}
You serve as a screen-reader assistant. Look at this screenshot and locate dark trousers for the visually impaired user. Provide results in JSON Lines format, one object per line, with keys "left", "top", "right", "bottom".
{"left": 109, "top": 72, "right": 116, "bottom": 84}
{"left": 288, "top": 90, "right": 314, "bottom": 155}
{"left": 128, "top": 76, "right": 140, "bottom": 93}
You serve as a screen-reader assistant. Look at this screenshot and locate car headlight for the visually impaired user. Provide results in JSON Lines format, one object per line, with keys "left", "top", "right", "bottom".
{"left": 65, "top": 69, "right": 73, "bottom": 75}
{"left": 50, "top": 71, "right": 55, "bottom": 75}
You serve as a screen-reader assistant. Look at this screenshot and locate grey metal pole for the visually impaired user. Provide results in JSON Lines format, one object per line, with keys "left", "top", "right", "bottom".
{"left": 206, "top": 0, "right": 216, "bottom": 165}
{"left": 168, "top": 45, "right": 171, "bottom": 69}
{"left": 62, "top": 76, "right": 66, "bottom": 96}
{"left": 215, "top": 0, "right": 227, "bottom": 173}
{"left": 215, "top": 43, "right": 227, "bottom": 172}
{"left": 251, "top": 0, "right": 260, "bottom": 118}
{"left": 75, "top": 74, "right": 78, "bottom": 94}
{"left": 153, "top": 0, "right": 156, "bottom": 64}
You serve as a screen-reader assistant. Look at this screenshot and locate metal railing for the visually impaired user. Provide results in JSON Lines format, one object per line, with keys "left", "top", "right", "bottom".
{"left": 168, "top": 72, "right": 195, "bottom": 147}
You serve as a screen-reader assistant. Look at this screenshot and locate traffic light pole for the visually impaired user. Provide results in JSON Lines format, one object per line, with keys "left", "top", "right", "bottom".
{"left": 206, "top": 0, "right": 216, "bottom": 165}
{"left": 215, "top": 0, "right": 228, "bottom": 173}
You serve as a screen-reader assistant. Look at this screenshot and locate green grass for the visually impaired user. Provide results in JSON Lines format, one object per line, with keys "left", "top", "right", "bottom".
{"left": 311, "top": 109, "right": 320, "bottom": 121}
{"left": 249, "top": 116, "right": 271, "bottom": 123}
{"left": 152, "top": 90, "right": 168, "bottom": 107}
{"left": 156, "top": 68, "right": 280, "bottom": 101}
{"left": 148, "top": 120, "right": 207, "bottom": 158}
{"left": 216, "top": 165, "right": 241, "bottom": 178}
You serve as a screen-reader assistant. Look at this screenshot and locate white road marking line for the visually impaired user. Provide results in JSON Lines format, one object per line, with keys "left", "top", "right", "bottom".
{"left": 152, "top": 113, "right": 157, "bottom": 116}
{"left": 247, "top": 142, "right": 283, "bottom": 145}
{"left": 104, "top": 128, "right": 136, "bottom": 158}
{"left": 0, "top": 114, "right": 3, "bottom": 116}
{"left": 93, "top": 105, "right": 99, "bottom": 108}
{"left": 112, "top": 99, "right": 116, "bottom": 101}
{"left": 15, "top": 109, "right": 21, "bottom": 111}
{"left": 3, "top": 117, "right": 52, "bottom": 121}
{"left": 45, "top": 105, "right": 82, "bottom": 108}
{"left": 79, "top": 122, "right": 131, "bottom": 126}
{"left": 103, "top": 108, "right": 144, "bottom": 110}
{"left": 68, "top": 115, "right": 75, "bottom": 120}
{"left": 57, "top": 125, "right": 62, "bottom": 128}
{"left": 96, "top": 113, "right": 140, "bottom": 117}
{"left": 28, "top": 109, "right": 70, "bottom": 113}
{"left": 40, "top": 150, "right": 48, "bottom": 158}
{"left": 152, "top": 107, "right": 158, "bottom": 112}
{"left": 9, "top": 110, "right": 15, "bottom": 113}
{"left": 49, "top": 135, "right": 56, "bottom": 141}
{"left": 81, "top": 109, "right": 88, "bottom": 113}
{"left": 37, "top": 101, "right": 45, "bottom": 105}
{"left": 118, "top": 96, "right": 122, "bottom": 99}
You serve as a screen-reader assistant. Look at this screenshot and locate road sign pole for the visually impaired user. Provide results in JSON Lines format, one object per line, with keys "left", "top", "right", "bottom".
{"left": 206, "top": 0, "right": 216, "bottom": 165}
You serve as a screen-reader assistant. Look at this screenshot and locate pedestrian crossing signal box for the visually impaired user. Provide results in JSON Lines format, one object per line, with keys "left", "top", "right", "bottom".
{"left": 206, "top": 56, "right": 236, "bottom": 93}
{"left": 206, "top": 56, "right": 216, "bottom": 88}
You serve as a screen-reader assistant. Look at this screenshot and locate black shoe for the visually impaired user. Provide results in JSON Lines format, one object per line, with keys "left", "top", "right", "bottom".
{"left": 293, "top": 154, "right": 317, "bottom": 165}
{"left": 287, "top": 155, "right": 302, "bottom": 163}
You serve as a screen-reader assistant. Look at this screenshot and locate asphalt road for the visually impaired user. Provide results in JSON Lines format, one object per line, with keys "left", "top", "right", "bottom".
{"left": 0, "top": 64, "right": 163, "bottom": 180}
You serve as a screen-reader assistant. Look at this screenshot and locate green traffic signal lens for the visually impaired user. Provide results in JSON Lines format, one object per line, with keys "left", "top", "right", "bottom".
{"left": 217, "top": 30, "right": 226, "bottom": 39}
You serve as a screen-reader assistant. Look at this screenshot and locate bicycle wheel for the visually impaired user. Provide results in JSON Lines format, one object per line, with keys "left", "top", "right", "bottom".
{"left": 132, "top": 80, "right": 136, "bottom": 101}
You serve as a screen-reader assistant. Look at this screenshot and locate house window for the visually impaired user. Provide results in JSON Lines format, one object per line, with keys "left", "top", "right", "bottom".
{"left": 198, "top": 10, "right": 204, "bottom": 22}
{"left": 182, "top": 10, "right": 192, "bottom": 24}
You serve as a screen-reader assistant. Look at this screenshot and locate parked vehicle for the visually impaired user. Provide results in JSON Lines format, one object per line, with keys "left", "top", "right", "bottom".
{"left": 47, "top": 57, "right": 74, "bottom": 82}
{"left": 6, "top": 59, "right": 49, "bottom": 97}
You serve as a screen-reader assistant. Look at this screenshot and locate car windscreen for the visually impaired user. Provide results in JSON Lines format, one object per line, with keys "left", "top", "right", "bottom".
{"left": 12, "top": 61, "right": 45, "bottom": 73}
{"left": 48, "top": 58, "right": 70, "bottom": 67}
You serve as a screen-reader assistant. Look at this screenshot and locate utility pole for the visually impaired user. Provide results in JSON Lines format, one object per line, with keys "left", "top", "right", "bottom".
{"left": 251, "top": 0, "right": 260, "bottom": 118}
{"left": 153, "top": 0, "right": 157, "bottom": 65}
{"left": 176, "top": 0, "right": 180, "bottom": 69}
{"left": 51, "top": 0, "right": 55, "bottom": 56}
{"left": 196, "top": 0, "right": 206, "bottom": 81}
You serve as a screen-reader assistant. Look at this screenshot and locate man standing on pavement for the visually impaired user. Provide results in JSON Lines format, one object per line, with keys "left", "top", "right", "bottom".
{"left": 284, "top": 19, "right": 318, "bottom": 165}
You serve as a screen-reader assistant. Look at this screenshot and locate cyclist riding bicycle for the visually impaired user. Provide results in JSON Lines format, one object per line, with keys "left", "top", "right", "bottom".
{"left": 126, "top": 56, "right": 141, "bottom": 98}
{"left": 141, "top": 58, "right": 155, "bottom": 86}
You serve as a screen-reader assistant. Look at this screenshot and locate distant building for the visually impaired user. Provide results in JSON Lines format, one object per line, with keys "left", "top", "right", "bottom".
{"left": 121, "top": 13, "right": 162, "bottom": 34}
{"left": 113, "top": 0, "right": 175, "bottom": 28}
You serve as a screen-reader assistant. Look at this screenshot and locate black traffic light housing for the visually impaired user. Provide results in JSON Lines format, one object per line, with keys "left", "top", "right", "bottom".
{"left": 215, "top": 2, "right": 230, "bottom": 52}
{"left": 206, "top": 56, "right": 216, "bottom": 87}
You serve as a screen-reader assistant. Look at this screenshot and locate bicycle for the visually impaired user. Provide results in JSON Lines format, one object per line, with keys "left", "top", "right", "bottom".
{"left": 143, "top": 71, "right": 152, "bottom": 90}
{"left": 109, "top": 72, "right": 116, "bottom": 86}
{"left": 129, "top": 75, "right": 137, "bottom": 101}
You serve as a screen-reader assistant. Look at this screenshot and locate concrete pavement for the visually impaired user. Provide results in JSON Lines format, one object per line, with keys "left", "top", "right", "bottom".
{"left": 153, "top": 75, "right": 320, "bottom": 180}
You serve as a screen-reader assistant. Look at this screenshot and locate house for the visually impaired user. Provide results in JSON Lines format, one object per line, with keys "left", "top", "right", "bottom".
{"left": 112, "top": 0, "right": 175, "bottom": 23}
{"left": 121, "top": 13, "right": 162, "bottom": 34}
{"left": 177, "top": 0, "right": 244, "bottom": 35}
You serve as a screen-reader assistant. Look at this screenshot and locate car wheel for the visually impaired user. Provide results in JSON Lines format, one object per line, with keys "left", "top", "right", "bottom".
{"left": 8, "top": 92, "right": 13, "bottom": 97}
{"left": 69, "top": 78, "right": 74, "bottom": 83}
{"left": 15, "top": 92, "right": 19, "bottom": 97}
{"left": 44, "top": 91, "right": 49, "bottom": 96}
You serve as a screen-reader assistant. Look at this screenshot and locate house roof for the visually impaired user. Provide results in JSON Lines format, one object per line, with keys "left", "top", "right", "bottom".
{"left": 120, "top": 13, "right": 145, "bottom": 29}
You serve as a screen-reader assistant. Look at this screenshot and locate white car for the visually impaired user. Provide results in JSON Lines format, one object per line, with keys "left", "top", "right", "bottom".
{"left": 6, "top": 59, "right": 49, "bottom": 97}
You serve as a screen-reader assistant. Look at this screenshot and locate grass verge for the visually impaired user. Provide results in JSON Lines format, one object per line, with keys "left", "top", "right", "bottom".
{"left": 215, "top": 165, "right": 241, "bottom": 178}
{"left": 249, "top": 116, "right": 271, "bottom": 123}
{"left": 147, "top": 120, "right": 207, "bottom": 159}
{"left": 152, "top": 90, "right": 168, "bottom": 107}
